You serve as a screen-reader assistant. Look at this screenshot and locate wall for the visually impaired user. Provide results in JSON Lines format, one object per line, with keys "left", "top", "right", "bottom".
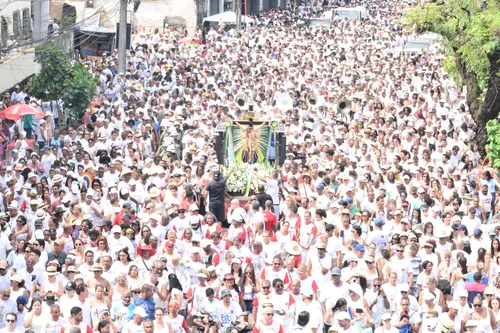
{"left": 0, "top": 49, "right": 38, "bottom": 93}
{"left": 133, "top": 0, "right": 198, "bottom": 34}
{"left": 55, "top": 0, "right": 198, "bottom": 35}
{"left": 0, "top": 0, "right": 31, "bottom": 47}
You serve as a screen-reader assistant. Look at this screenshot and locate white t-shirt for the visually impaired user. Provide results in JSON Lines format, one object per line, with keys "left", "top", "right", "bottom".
{"left": 214, "top": 301, "right": 242, "bottom": 327}
{"left": 266, "top": 179, "right": 279, "bottom": 205}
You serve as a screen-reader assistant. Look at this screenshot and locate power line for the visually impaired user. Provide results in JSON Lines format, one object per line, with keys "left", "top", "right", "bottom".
{"left": 2, "top": 1, "right": 120, "bottom": 53}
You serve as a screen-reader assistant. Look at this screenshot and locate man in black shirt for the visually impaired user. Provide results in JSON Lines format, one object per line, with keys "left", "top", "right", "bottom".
{"left": 203, "top": 170, "right": 227, "bottom": 223}
{"left": 256, "top": 184, "right": 272, "bottom": 210}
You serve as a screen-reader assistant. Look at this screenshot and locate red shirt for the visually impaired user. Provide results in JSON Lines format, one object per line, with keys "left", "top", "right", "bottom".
{"left": 113, "top": 212, "right": 137, "bottom": 226}
{"left": 262, "top": 210, "right": 277, "bottom": 235}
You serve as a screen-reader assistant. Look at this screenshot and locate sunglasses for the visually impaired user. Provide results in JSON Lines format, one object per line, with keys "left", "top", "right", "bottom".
{"left": 473, "top": 304, "right": 482, "bottom": 307}
{"left": 5, "top": 319, "right": 14, "bottom": 323}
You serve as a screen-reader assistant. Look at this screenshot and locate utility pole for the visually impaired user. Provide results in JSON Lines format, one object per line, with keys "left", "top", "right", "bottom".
{"left": 235, "top": 0, "right": 242, "bottom": 30}
{"left": 118, "top": 0, "right": 127, "bottom": 73}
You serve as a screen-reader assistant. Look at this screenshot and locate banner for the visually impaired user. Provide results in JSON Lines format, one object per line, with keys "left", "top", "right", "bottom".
{"left": 228, "top": 123, "right": 271, "bottom": 164}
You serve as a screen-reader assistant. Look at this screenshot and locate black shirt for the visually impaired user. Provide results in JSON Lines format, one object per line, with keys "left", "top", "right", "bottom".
{"left": 256, "top": 192, "right": 273, "bottom": 209}
{"left": 206, "top": 177, "right": 227, "bottom": 204}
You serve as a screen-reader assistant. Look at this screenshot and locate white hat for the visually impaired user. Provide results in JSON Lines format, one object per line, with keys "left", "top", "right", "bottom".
{"left": 10, "top": 274, "right": 22, "bottom": 283}
{"left": 381, "top": 312, "right": 391, "bottom": 321}
{"left": 397, "top": 283, "right": 409, "bottom": 292}
{"left": 301, "top": 287, "right": 314, "bottom": 298}
{"left": 189, "top": 216, "right": 200, "bottom": 225}
{"left": 111, "top": 225, "right": 122, "bottom": 234}
{"left": 448, "top": 300, "right": 460, "bottom": 309}
{"left": 424, "top": 292, "right": 435, "bottom": 301}
{"left": 201, "top": 239, "right": 212, "bottom": 248}
{"left": 133, "top": 307, "right": 148, "bottom": 318}
{"left": 336, "top": 312, "right": 350, "bottom": 321}
{"left": 347, "top": 283, "right": 362, "bottom": 296}
{"left": 457, "top": 289, "right": 468, "bottom": 297}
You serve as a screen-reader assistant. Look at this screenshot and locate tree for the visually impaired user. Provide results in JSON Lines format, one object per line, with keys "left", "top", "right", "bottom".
{"left": 28, "top": 42, "right": 98, "bottom": 126}
{"left": 403, "top": 0, "right": 500, "bottom": 153}
{"left": 486, "top": 119, "right": 500, "bottom": 168}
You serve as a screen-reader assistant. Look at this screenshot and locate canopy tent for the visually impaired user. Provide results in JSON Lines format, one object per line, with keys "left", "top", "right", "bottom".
{"left": 202, "top": 11, "right": 255, "bottom": 24}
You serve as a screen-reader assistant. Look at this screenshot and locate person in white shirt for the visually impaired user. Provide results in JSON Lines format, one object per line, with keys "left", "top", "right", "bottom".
{"left": 375, "top": 312, "right": 399, "bottom": 333}
{"left": 335, "top": 311, "right": 358, "bottom": 333}
{"left": 0, "top": 312, "right": 22, "bottom": 333}
{"left": 214, "top": 289, "right": 242, "bottom": 330}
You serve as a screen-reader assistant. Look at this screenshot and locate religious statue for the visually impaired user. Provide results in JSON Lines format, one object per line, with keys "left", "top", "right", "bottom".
{"left": 234, "top": 119, "right": 267, "bottom": 164}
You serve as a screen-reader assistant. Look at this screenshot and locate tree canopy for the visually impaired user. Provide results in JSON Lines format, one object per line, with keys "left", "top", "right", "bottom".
{"left": 29, "top": 42, "right": 98, "bottom": 126}
{"left": 403, "top": 0, "right": 500, "bottom": 152}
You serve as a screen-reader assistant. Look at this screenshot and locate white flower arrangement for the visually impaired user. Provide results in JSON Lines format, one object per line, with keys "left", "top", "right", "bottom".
{"left": 225, "top": 162, "right": 276, "bottom": 195}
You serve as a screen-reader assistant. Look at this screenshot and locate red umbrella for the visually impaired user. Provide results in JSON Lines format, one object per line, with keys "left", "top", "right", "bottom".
{"left": 177, "top": 36, "right": 202, "bottom": 45}
{"left": 0, "top": 103, "right": 45, "bottom": 120}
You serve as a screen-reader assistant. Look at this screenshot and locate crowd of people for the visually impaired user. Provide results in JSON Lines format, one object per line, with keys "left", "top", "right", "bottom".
{"left": 0, "top": 0, "right": 497, "bottom": 332}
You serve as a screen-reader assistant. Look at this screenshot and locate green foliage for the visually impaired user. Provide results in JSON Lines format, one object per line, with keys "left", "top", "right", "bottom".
{"left": 29, "top": 43, "right": 72, "bottom": 102}
{"left": 28, "top": 42, "right": 97, "bottom": 126}
{"left": 61, "top": 62, "right": 98, "bottom": 125}
{"left": 486, "top": 120, "right": 500, "bottom": 168}
{"left": 442, "top": 56, "right": 462, "bottom": 85}
{"left": 402, "top": 0, "right": 500, "bottom": 90}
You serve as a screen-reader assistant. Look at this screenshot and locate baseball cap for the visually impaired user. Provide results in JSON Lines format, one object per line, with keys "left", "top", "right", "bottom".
{"left": 355, "top": 244, "right": 365, "bottom": 251}
{"left": 16, "top": 295, "right": 29, "bottom": 305}
{"left": 133, "top": 307, "right": 148, "bottom": 318}
{"left": 65, "top": 281, "right": 76, "bottom": 290}
{"left": 331, "top": 267, "right": 341, "bottom": 276}
{"left": 336, "top": 312, "right": 350, "bottom": 321}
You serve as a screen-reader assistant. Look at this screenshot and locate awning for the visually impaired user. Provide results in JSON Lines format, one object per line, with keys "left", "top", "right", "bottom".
{"left": 77, "top": 25, "right": 115, "bottom": 38}
{"left": 202, "top": 11, "right": 255, "bottom": 24}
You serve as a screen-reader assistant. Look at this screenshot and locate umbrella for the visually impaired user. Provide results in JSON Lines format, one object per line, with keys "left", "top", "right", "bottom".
{"left": 177, "top": 36, "right": 202, "bottom": 45}
{"left": 0, "top": 104, "right": 45, "bottom": 120}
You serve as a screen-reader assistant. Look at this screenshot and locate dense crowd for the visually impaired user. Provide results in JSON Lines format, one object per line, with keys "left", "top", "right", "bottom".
{"left": 0, "top": 0, "right": 496, "bottom": 332}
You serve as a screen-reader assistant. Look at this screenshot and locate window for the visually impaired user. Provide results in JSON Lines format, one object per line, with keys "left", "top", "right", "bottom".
{"left": 224, "top": 0, "right": 233, "bottom": 11}
{"left": 0, "top": 17, "right": 7, "bottom": 48}
{"left": 13, "top": 11, "right": 21, "bottom": 38}
{"left": 22, "top": 8, "right": 30, "bottom": 39}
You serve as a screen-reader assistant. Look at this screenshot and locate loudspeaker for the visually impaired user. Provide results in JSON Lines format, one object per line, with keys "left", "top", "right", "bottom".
{"left": 215, "top": 133, "right": 224, "bottom": 165}
{"left": 277, "top": 133, "right": 286, "bottom": 166}
{"left": 115, "top": 23, "right": 132, "bottom": 49}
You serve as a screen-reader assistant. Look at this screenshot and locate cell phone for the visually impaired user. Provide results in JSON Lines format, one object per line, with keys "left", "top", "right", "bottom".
{"left": 356, "top": 309, "right": 363, "bottom": 314}
{"left": 31, "top": 275, "right": 36, "bottom": 282}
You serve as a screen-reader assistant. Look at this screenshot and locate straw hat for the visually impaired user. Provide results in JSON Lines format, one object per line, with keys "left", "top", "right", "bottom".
{"left": 284, "top": 241, "right": 303, "bottom": 256}
{"left": 46, "top": 266, "right": 58, "bottom": 276}
{"left": 120, "top": 167, "right": 133, "bottom": 179}
{"left": 90, "top": 263, "right": 104, "bottom": 272}
{"left": 148, "top": 187, "right": 161, "bottom": 198}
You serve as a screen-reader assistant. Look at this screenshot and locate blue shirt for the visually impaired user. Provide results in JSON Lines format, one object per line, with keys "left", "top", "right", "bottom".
{"left": 133, "top": 296, "right": 155, "bottom": 320}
